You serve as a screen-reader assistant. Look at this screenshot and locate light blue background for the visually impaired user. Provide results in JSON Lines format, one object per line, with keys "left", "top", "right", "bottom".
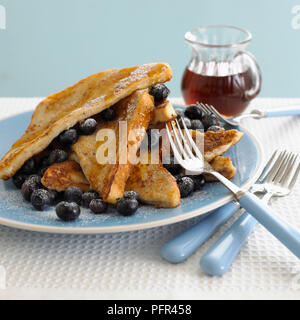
{"left": 0, "top": 0, "right": 299, "bottom": 98}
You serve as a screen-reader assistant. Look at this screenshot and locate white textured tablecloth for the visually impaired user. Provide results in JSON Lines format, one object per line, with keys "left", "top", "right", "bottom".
{"left": 0, "top": 97, "right": 300, "bottom": 300}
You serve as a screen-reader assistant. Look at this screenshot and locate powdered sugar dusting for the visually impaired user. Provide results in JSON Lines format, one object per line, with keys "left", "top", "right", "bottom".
{"left": 0, "top": 178, "right": 211, "bottom": 231}
{"left": 114, "top": 64, "right": 155, "bottom": 95}
{"left": 0, "top": 180, "right": 124, "bottom": 227}
{"left": 90, "top": 95, "right": 106, "bottom": 104}
{"left": 83, "top": 95, "right": 107, "bottom": 109}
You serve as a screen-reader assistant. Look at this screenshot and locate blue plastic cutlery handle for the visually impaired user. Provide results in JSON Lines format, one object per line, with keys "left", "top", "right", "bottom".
{"left": 161, "top": 202, "right": 239, "bottom": 263}
{"left": 266, "top": 107, "right": 300, "bottom": 118}
{"left": 238, "top": 192, "right": 300, "bottom": 259}
{"left": 200, "top": 212, "right": 257, "bottom": 276}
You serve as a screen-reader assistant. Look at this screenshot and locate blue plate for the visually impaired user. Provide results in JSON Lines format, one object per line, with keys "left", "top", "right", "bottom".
{"left": 0, "top": 109, "right": 263, "bottom": 233}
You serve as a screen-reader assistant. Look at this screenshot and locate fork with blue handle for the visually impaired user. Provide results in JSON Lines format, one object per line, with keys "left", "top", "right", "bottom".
{"left": 200, "top": 150, "right": 300, "bottom": 275}
{"left": 161, "top": 201, "right": 239, "bottom": 263}
{"left": 199, "top": 103, "right": 300, "bottom": 127}
{"left": 161, "top": 150, "right": 275, "bottom": 264}
{"left": 161, "top": 119, "right": 300, "bottom": 266}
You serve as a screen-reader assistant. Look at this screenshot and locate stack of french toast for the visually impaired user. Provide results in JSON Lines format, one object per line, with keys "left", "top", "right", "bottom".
{"left": 0, "top": 62, "right": 243, "bottom": 213}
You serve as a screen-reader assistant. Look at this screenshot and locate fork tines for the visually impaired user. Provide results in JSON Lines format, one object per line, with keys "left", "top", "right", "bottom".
{"left": 263, "top": 150, "right": 300, "bottom": 189}
{"left": 165, "top": 118, "right": 204, "bottom": 168}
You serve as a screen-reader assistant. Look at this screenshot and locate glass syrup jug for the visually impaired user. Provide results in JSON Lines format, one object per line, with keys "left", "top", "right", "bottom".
{"left": 181, "top": 25, "right": 262, "bottom": 116}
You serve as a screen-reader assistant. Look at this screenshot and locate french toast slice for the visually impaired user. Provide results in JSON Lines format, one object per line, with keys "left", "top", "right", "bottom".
{"left": 0, "top": 63, "right": 172, "bottom": 180}
{"left": 41, "top": 155, "right": 234, "bottom": 207}
{"left": 161, "top": 128, "right": 243, "bottom": 162}
{"left": 41, "top": 160, "right": 90, "bottom": 192}
{"left": 42, "top": 158, "right": 180, "bottom": 208}
{"left": 195, "top": 129, "right": 244, "bottom": 162}
{"left": 206, "top": 156, "right": 236, "bottom": 180}
{"left": 72, "top": 90, "right": 154, "bottom": 204}
{"left": 42, "top": 134, "right": 238, "bottom": 208}
{"left": 125, "top": 151, "right": 180, "bottom": 208}
{"left": 150, "top": 100, "right": 177, "bottom": 125}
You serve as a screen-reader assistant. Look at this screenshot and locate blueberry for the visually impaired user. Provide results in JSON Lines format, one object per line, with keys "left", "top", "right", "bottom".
{"left": 89, "top": 198, "right": 108, "bottom": 214}
{"left": 163, "top": 155, "right": 182, "bottom": 175}
{"left": 149, "top": 84, "right": 170, "bottom": 103}
{"left": 147, "top": 129, "right": 160, "bottom": 148}
{"left": 48, "top": 190, "right": 59, "bottom": 205}
{"left": 38, "top": 154, "right": 51, "bottom": 174}
{"left": 100, "top": 108, "right": 116, "bottom": 121}
{"left": 201, "top": 114, "right": 219, "bottom": 130}
{"left": 124, "top": 191, "right": 139, "bottom": 201}
{"left": 33, "top": 151, "right": 49, "bottom": 167}
{"left": 190, "top": 174, "right": 206, "bottom": 191}
{"left": 21, "top": 158, "right": 35, "bottom": 174}
{"left": 12, "top": 173, "right": 28, "bottom": 189}
{"left": 116, "top": 198, "right": 139, "bottom": 216}
{"left": 184, "top": 105, "right": 203, "bottom": 120}
{"left": 26, "top": 174, "right": 41, "bottom": 186}
{"left": 30, "top": 189, "right": 51, "bottom": 210}
{"left": 56, "top": 201, "right": 80, "bottom": 221}
{"left": 41, "top": 158, "right": 50, "bottom": 168}
{"left": 82, "top": 190, "right": 100, "bottom": 207}
{"left": 79, "top": 118, "right": 97, "bottom": 135}
{"left": 174, "top": 173, "right": 184, "bottom": 182}
{"left": 191, "top": 119, "right": 204, "bottom": 131}
{"left": 38, "top": 166, "right": 48, "bottom": 177}
{"left": 207, "top": 125, "right": 222, "bottom": 132}
{"left": 21, "top": 179, "right": 39, "bottom": 201}
{"left": 47, "top": 139, "right": 62, "bottom": 151}
{"left": 64, "top": 186, "right": 82, "bottom": 204}
{"left": 180, "top": 117, "right": 192, "bottom": 129}
{"left": 58, "top": 128, "right": 78, "bottom": 146}
{"left": 177, "top": 176, "right": 194, "bottom": 198}
{"left": 175, "top": 109, "right": 185, "bottom": 118}
{"left": 48, "top": 149, "right": 68, "bottom": 165}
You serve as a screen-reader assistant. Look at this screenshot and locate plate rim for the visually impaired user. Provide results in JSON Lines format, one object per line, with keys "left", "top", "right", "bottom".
{"left": 0, "top": 111, "right": 264, "bottom": 234}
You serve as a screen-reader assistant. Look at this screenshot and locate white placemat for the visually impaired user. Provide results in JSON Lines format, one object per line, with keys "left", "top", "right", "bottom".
{"left": 0, "top": 97, "right": 300, "bottom": 300}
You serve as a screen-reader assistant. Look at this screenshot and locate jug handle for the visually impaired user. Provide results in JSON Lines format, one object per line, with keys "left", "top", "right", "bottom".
{"left": 235, "top": 50, "right": 262, "bottom": 101}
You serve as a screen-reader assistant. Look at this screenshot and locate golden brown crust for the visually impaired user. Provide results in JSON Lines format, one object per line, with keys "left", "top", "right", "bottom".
{"left": 125, "top": 151, "right": 180, "bottom": 208}
{"left": 160, "top": 128, "right": 243, "bottom": 163}
{"left": 208, "top": 156, "right": 236, "bottom": 180}
{"left": 41, "top": 160, "right": 90, "bottom": 192}
{"left": 72, "top": 90, "right": 154, "bottom": 204}
{"left": 189, "top": 129, "right": 243, "bottom": 162}
{"left": 150, "top": 100, "right": 177, "bottom": 125}
{"left": 203, "top": 130, "right": 242, "bottom": 152}
{"left": 0, "top": 63, "right": 172, "bottom": 180}
{"left": 40, "top": 153, "right": 181, "bottom": 208}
